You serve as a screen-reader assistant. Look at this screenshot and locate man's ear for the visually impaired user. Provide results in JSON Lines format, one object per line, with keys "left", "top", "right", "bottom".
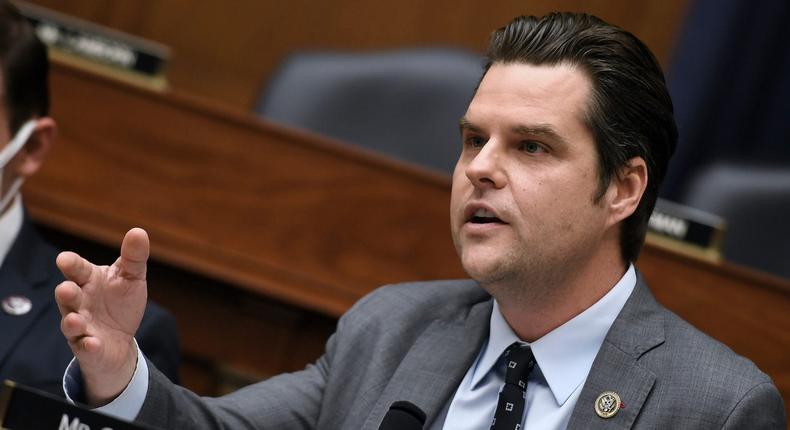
{"left": 605, "top": 156, "right": 647, "bottom": 226}
{"left": 14, "top": 117, "right": 57, "bottom": 178}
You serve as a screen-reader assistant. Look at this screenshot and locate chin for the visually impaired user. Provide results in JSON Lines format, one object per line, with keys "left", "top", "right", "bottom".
{"left": 460, "top": 254, "right": 504, "bottom": 284}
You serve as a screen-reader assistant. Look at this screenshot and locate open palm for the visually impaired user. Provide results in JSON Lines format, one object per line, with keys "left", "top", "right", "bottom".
{"left": 55, "top": 228, "right": 150, "bottom": 404}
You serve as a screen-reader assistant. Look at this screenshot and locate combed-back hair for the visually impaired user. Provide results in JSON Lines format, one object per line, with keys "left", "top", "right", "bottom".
{"left": 485, "top": 13, "right": 678, "bottom": 262}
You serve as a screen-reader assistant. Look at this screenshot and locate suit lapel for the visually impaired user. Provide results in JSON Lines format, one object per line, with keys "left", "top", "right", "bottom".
{"left": 0, "top": 214, "right": 59, "bottom": 369}
{"left": 361, "top": 297, "right": 493, "bottom": 430}
{"left": 567, "top": 274, "right": 665, "bottom": 429}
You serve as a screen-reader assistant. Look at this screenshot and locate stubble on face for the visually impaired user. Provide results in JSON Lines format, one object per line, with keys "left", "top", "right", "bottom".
{"left": 473, "top": 213, "right": 602, "bottom": 308}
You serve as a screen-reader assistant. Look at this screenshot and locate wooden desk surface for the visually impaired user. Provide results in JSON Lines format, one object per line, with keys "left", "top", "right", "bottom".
{"left": 25, "top": 62, "right": 790, "bottom": 420}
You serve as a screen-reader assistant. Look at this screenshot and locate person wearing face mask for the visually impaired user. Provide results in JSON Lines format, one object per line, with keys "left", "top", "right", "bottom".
{"left": 0, "top": 0, "right": 181, "bottom": 396}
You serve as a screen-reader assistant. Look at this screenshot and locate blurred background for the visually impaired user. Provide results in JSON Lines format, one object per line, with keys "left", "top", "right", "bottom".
{"left": 14, "top": 0, "right": 789, "bottom": 416}
{"left": 23, "top": 0, "right": 684, "bottom": 110}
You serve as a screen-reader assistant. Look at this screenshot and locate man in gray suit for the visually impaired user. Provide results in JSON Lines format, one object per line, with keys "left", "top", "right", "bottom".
{"left": 55, "top": 12, "right": 785, "bottom": 429}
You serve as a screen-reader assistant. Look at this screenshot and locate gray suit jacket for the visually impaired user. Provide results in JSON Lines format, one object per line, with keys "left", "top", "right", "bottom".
{"left": 137, "top": 275, "right": 786, "bottom": 429}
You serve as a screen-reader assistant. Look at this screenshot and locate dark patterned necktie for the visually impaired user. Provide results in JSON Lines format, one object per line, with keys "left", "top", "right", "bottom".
{"left": 490, "top": 342, "right": 535, "bottom": 430}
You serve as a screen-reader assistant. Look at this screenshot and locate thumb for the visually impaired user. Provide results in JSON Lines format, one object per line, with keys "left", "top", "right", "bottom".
{"left": 118, "top": 228, "right": 149, "bottom": 280}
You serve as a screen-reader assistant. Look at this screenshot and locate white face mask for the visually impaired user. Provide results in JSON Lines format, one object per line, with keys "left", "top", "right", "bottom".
{"left": 0, "top": 120, "right": 37, "bottom": 212}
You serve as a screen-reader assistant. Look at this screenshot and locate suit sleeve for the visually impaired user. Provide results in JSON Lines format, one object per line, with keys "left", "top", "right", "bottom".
{"left": 720, "top": 381, "right": 786, "bottom": 429}
{"left": 136, "top": 302, "right": 182, "bottom": 384}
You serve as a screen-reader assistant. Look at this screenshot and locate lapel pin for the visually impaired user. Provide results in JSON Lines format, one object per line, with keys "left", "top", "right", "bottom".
{"left": 2, "top": 295, "right": 32, "bottom": 316}
{"left": 594, "top": 391, "right": 622, "bottom": 418}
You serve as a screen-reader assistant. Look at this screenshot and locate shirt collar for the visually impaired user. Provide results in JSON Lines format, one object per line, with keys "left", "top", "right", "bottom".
{"left": 0, "top": 194, "right": 23, "bottom": 268}
{"left": 471, "top": 264, "right": 636, "bottom": 406}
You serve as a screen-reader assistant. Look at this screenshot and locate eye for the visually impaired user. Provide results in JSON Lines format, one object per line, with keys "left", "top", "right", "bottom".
{"left": 465, "top": 135, "right": 487, "bottom": 149}
{"left": 520, "top": 141, "right": 544, "bottom": 153}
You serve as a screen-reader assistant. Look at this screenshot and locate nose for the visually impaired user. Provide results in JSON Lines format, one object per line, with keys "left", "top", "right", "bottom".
{"left": 464, "top": 140, "right": 506, "bottom": 189}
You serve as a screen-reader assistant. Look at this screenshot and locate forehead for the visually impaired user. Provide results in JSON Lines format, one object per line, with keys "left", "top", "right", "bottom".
{"left": 466, "top": 62, "right": 592, "bottom": 133}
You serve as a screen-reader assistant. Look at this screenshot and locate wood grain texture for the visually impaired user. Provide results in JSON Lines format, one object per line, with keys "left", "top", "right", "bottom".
{"left": 26, "top": 0, "right": 689, "bottom": 109}
{"left": 25, "top": 61, "right": 789, "bottom": 420}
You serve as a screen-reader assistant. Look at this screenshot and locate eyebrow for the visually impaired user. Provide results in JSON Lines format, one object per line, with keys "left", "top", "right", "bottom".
{"left": 512, "top": 124, "right": 567, "bottom": 145}
{"left": 459, "top": 117, "right": 569, "bottom": 146}
{"left": 458, "top": 117, "right": 481, "bottom": 133}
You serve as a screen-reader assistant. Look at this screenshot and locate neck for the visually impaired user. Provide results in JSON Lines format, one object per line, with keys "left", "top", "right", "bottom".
{"left": 492, "top": 242, "right": 628, "bottom": 342}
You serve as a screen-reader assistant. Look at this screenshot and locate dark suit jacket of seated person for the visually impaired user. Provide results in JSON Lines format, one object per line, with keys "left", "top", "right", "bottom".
{"left": 0, "top": 0, "right": 180, "bottom": 396}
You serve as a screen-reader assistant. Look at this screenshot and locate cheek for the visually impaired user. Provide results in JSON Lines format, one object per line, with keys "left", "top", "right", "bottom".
{"left": 449, "top": 185, "right": 466, "bottom": 226}
{"left": 450, "top": 167, "right": 472, "bottom": 203}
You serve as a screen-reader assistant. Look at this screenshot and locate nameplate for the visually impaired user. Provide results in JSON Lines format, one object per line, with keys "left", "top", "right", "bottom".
{"left": 646, "top": 198, "right": 725, "bottom": 261}
{"left": 16, "top": 1, "right": 170, "bottom": 90}
{"left": 0, "top": 380, "right": 158, "bottom": 430}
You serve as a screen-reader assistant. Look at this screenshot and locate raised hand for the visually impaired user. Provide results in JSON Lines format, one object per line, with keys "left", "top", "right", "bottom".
{"left": 55, "top": 228, "right": 150, "bottom": 405}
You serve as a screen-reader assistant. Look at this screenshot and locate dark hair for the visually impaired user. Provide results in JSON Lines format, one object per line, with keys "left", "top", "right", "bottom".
{"left": 0, "top": 0, "right": 49, "bottom": 134}
{"left": 484, "top": 13, "right": 677, "bottom": 262}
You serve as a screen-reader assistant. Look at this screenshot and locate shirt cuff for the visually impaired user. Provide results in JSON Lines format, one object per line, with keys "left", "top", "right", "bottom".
{"left": 62, "top": 338, "right": 150, "bottom": 421}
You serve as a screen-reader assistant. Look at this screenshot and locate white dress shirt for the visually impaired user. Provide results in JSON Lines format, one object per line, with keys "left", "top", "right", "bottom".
{"left": 431, "top": 265, "right": 636, "bottom": 429}
{"left": 66, "top": 265, "right": 636, "bottom": 426}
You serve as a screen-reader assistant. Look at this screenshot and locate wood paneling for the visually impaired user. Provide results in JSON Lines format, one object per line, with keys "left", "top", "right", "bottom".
{"left": 25, "top": 0, "right": 689, "bottom": 110}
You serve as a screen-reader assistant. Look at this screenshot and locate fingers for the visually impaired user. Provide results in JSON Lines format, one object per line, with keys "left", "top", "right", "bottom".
{"left": 55, "top": 280, "right": 82, "bottom": 316}
{"left": 79, "top": 336, "right": 102, "bottom": 355}
{"left": 61, "top": 311, "right": 88, "bottom": 340}
{"left": 118, "top": 228, "right": 149, "bottom": 280}
{"left": 61, "top": 308, "right": 103, "bottom": 355}
{"left": 56, "top": 251, "right": 95, "bottom": 285}
{"left": 70, "top": 335, "right": 102, "bottom": 356}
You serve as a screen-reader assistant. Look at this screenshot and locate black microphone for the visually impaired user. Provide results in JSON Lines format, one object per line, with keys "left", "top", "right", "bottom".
{"left": 378, "top": 400, "right": 426, "bottom": 430}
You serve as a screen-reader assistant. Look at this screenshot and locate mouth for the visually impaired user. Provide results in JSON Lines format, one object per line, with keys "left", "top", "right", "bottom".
{"left": 464, "top": 206, "right": 507, "bottom": 225}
